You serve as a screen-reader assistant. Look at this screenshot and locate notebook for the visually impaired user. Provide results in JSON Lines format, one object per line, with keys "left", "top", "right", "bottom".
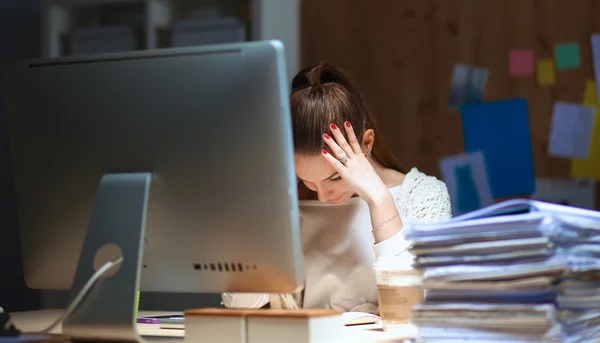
{"left": 149, "top": 311, "right": 381, "bottom": 330}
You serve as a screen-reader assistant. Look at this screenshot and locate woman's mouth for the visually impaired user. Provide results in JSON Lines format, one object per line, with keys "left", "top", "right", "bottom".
{"left": 329, "top": 195, "right": 342, "bottom": 203}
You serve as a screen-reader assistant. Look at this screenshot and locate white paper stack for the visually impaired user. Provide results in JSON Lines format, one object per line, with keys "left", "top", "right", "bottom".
{"left": 404, "top": 199, "right": 600, "bottom": 343}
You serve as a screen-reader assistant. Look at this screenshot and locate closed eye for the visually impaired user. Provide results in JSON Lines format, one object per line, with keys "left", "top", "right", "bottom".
{"left": 329, "top": 176, "right": 342, "bottom": 182}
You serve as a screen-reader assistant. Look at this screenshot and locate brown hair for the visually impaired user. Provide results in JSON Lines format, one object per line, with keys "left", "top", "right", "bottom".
{"left": 290, "top": 62, "right": 406, "bottom": 173}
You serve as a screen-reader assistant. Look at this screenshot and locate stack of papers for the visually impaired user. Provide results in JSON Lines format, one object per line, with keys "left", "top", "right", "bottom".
{"left": 404, "top": 199, "right": 600, "bottom": 343}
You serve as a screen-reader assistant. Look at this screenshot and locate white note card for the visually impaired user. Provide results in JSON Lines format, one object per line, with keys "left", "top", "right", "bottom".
{"left": 533, "top": 178, "right": 596, "bottom": 210}
{"left": 548, "top": 102, "right": 596, "bottom": 159}
{"left": 439, "top": 151, "right": 494, "bottom": 216}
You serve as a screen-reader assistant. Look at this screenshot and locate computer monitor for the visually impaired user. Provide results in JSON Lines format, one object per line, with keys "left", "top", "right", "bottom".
{"left": 5, "top": 40, "right": 303, "bottom": 340}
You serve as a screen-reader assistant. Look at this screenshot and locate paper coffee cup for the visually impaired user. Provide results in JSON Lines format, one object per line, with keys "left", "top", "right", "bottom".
{"left": 373, "top": 253, "right": 423, "bottom": 332}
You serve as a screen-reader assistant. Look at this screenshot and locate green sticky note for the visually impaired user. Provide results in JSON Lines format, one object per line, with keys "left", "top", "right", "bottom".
{"left": 135, "top": 291, "right": 140, "bottom": 316}
{"left": 554, "top": 42, "right": 581, "bottom": 70}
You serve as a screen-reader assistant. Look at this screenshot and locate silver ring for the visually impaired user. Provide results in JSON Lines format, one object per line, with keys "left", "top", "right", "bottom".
{"left": 339, "top": 155, "right": 348, "bottom": 163}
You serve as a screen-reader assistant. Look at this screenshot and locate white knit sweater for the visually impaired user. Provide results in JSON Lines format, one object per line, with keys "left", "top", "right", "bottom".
{"left": 222, "top": 167, "right": 452, "bottom": 311}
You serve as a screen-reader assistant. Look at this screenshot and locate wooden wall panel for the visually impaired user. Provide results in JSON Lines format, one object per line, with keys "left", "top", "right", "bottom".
{"left": 300, "top": 0, "right": 600, "bottom": 208}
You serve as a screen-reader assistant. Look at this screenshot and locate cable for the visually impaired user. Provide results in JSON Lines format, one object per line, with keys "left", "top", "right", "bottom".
{"left": 27, "top": 256, "right": 124, "bottom": 335}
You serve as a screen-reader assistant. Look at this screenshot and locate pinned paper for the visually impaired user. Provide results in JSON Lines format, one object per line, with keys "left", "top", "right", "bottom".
{"left": 440, "top": 151, "right": 494, "bottom": 216}
{"left": 548, "top": 102, "right": 595, "bottom": 159}
{"left": 536, "top": 59, "right": 555, "bottom": 86}
{"left": 448, "top": 64, "right": 488, "bottom": 110}
{"left": 583, "top": 79, "right": 598, "bottom": 104}
{"left": 571, "top": 80, "right": 600, "bottom": 180}
{"left": 533, "top": 178, "right": 595, "bottom": 210}
{"left": 554, "top": 42, "right": 581, "bottom": 70}
{"left": 509, "top": 49, "right": 534, "bottom": 76}
{"left": 590, "top": 34, "right": 600, "bottom": 101}
{"left": 461, "top": 98, "right": 535, "bottom": 198}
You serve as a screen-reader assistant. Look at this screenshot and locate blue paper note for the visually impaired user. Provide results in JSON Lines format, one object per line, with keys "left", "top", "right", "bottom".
{"left": 448, "top": 64, "right": 488, "bottom": 110}
{"left": 440, "top": 151, "right": 494, "bottom": 216}
{"left": 454, "top": 164, "right": 481, "bottom": 214}
{"left": 461, "top": 98, "right": 536, "bottom": 198}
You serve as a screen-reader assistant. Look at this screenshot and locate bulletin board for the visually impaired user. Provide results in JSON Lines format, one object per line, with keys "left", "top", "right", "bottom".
{"left": 300, "top": 0, "right": 600, "bottom": 210}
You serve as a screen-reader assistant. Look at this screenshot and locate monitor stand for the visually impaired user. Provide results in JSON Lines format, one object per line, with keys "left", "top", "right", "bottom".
{"left": 62, "top": 173, "right": 151, "bottom": 342}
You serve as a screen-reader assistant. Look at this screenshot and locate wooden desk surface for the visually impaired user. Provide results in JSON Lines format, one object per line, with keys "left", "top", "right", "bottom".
{"left": 10, "top": 309, "right": 414, "bottom": 342}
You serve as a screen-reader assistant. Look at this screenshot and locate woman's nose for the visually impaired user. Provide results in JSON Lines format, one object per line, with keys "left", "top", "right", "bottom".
{"left": 316, "top": 187, "right": 331, "bottom": 203}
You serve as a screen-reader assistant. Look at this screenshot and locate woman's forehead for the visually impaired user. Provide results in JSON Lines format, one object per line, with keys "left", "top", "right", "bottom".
{"left": 294, "top": 154, "right": 336, "bottom": 181}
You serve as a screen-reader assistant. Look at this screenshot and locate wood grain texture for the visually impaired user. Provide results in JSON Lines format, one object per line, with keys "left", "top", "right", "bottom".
{"left": 186, "top": 308, "right": 342, "bottom": 318}
{"left": 300, "top": 0, "right": 600, "bottom": 209}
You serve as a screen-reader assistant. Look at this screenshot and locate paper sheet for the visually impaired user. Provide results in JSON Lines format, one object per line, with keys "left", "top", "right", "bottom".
{"left": 548, "top": 102, "right": 595, "bottom": 159}
{"left": 461, "top": 98, "right": 536, "bottom": 198}
{"left": 571, "top": 80, "right": 600, "bottom": 180}
{"left": 448, "top": 64, "right": 488, "bottom": 110}
{"left": 554, "top": 41, "right": 581, "bottom": 70}
{"left": 590, "top": 34, "right": 600, "bottom": 101}
{"left": 532, "top": 178, "right": 595, "bottom": 210}
{"left": 509, "top": 49, "right": 534, "bottom": 76}
{"left": 439, "top": 151, "right": 494, "bottom": 216}
{"left": 536, "top": 59, "right": 555, "bottom": 86}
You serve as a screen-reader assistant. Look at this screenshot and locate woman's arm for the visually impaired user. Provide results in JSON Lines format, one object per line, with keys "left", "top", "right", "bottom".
{"left": 366, "top": 191, "right": 403, "bottom": 244}
{"left": 372, "top": 173, "right": 452, "bottom": 258}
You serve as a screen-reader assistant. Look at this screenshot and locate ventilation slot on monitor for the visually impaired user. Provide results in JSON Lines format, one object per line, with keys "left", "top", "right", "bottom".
{"left": 193, "top": 262, "right": 257, "bottom": 272}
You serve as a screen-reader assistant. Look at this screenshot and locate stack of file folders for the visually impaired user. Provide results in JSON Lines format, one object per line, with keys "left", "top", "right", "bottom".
{"left": 403, "top": 199, "right": 600, "bottom": 343}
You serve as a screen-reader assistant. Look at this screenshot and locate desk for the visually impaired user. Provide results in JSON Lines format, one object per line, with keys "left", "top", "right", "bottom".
{"left": 10, "top": 310, "right": 413, "bottom": 342}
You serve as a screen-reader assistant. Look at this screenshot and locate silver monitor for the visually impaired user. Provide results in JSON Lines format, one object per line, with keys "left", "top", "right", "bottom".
{"left": 5, "top": 40, "right": 303, "bottom": 340}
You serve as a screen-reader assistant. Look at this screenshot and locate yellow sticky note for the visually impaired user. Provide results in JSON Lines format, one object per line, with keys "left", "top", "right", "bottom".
{"left": 583, "top": 79, "right": 598, "bottom": 104}
{"left": 571, "top": 79, "right": 600, "bottom": 180}
{"left": 536, "top": 59, "right": 555, "bottom": 86}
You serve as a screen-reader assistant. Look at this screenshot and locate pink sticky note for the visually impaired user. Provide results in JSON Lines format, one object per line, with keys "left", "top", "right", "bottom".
{"left": 509, "top": 49, "right": 534, "bottom": 76}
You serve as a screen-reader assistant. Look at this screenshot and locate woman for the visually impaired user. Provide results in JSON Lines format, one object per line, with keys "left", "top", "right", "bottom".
{"left": 222, "top": 63, "right": 451, "bottom": 312}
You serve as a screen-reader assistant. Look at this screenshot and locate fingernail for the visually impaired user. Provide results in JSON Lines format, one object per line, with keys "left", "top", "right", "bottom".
{"left": 323, "top": 133, "right": 330, "bottom": 139}
{"left": 321, "top": 149, "right": 328, "bottom": 154}
{"left": 330, "top": 123, "right": 337, "bottom": 130}
{"left": 345, "top": 121, "right": 351, "bottom": 128}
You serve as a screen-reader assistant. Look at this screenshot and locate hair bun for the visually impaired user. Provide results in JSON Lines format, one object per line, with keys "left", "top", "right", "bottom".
{"left": 315, "top": 64, "right": 342, "bottom": 85}
{"left": 291, "top": 62, "right": 353, "bottom": 92}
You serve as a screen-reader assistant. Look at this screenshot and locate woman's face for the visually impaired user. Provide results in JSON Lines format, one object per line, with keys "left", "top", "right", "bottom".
{"left": 294, "top": 154, "right": 355, "bottom": 204}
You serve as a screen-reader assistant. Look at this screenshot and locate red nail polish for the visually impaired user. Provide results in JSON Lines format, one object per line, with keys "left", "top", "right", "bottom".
{"left": 323, "top": 133, "right": 330, "bottom": 139}
{"left": 345, "top": 121, "right": 351, "bottom": 128}
{"left": 321, "top": 149, "right": 328, "bottom": 154}
{"left": 330, "top": 123, "right": 337, "bottom": 130}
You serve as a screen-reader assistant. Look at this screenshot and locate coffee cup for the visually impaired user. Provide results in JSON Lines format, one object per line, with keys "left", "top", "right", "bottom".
{"left": 373, "top": 252, "right": 423, "bottom": 332}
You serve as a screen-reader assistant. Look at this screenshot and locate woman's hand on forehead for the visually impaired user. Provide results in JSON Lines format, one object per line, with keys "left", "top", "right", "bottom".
{"left": 320, "top": 121, "right": 389, "bottom": 205}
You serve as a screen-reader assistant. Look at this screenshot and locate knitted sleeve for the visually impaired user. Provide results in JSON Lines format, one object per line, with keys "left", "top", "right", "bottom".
{"left": 220, "top": 291, "right": 301, "bottom": 309}
{"left": 404, "top": 171, "right": 452, "bottom": 223}
{"left": 373, "top": 169, "right": 451, "bottom": 258}
{"left": 221, "top": 292, "right": 270, "bottom": 309}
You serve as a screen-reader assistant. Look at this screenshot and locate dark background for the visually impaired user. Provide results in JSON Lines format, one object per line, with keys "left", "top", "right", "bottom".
{"left": 3, "top": 0, "right": 600, "bottom": 311}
